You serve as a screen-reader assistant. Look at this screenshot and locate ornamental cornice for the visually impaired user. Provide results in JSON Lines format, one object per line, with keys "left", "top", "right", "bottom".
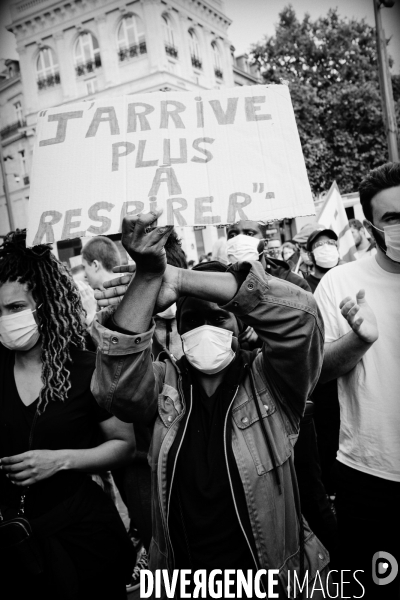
{"left": 7, "top": 0, "right": 231, "bottom": 43}
{"left": 7, "top": 0, "right": 111, "bottom": 40}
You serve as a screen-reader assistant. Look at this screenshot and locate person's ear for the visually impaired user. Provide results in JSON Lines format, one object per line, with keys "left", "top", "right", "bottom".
{"left": 92, "top": 259, "right": 101, "bottom": 272}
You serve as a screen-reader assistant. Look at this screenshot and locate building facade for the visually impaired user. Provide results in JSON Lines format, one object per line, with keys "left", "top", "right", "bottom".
{"left": 0, "top": 59, "right": 32, "bottom": 235}
{"left": 1, "top": 0, "right": 262, "bottom": 260}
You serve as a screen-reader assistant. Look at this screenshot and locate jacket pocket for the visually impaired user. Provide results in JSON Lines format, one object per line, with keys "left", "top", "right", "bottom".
{"left": 158, "top": 383, "right": 182, "bottom": 428}
{"left": 232, "top": 396, "right": 292, "bottom": 475}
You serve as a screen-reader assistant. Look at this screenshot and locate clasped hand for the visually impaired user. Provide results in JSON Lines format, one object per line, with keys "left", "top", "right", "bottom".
{"left": 0, "top": 450, "right": 63, "bottom": 487}
{"left": 95, "top": 210, "right": 181, "bottom": 312}
{"left": 121, "top": 209, "right": 173, "bottom": 277}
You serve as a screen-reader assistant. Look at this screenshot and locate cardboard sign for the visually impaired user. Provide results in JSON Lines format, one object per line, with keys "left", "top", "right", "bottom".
{"left": 27, "top": 85, "right": 315, "bottom": 246}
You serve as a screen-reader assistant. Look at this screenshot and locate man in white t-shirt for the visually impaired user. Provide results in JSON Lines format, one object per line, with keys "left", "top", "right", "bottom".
{"left": 314, "top": 163, "right": 400, "bottom": 599}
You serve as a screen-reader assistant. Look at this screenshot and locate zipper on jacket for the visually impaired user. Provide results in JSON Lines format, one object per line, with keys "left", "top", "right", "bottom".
{"left": 165, "top": 382, "right": 193, "bottom": 567}
{"left": 223, "top": 386, "right": 266, "bottom": 594}
{"left": 157, "top": 376, "right": 192, "bottom": 571}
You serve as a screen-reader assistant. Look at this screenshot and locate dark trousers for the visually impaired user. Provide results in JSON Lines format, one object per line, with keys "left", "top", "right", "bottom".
{"left": 335, "top": 461, "right": 400, "bottom": 600}
{"left": 294, "top": 412, "right": 338, "bottom": 558}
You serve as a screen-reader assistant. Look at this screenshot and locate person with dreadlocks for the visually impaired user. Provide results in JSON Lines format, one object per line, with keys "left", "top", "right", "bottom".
{"left": 0, "top": 230, "right": 135, "bottom": 600}
{"left": 91, "top": 210, "right": 332, "bottom": 599}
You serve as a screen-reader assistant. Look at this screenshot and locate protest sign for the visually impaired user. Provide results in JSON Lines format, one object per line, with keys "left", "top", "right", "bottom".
{"left": 26, "top": 85, "right": 315, "bottom": 246}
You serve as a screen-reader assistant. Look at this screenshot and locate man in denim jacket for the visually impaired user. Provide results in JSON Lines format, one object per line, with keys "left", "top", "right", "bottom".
{"left": 91, "top": 211, "right": 331, "bottom": 598}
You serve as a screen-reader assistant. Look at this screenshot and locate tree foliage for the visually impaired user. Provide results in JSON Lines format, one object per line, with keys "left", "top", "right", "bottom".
{"left": 250, "top": 6, "right": 400, "bottom": 194}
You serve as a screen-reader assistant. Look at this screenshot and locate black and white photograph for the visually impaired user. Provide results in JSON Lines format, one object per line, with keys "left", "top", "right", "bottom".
{"left": 0, "top": 0, "right": 399, "bottom": 598}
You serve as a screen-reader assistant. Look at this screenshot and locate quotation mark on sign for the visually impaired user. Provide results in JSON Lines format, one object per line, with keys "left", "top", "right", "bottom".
{"left": 39, "top": 110, "right": 47, "bottom": 117}
{"left": 252, "top": 184, "right": 275, "bottom": 200}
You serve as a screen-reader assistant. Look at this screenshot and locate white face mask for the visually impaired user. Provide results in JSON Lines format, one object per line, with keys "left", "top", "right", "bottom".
{"left": 226, "top": 234, "right": 261, "bottom": 264}
{"left": 312, "top": 245, "right": 340, "bottom": 269}
{"left": 0, "top": 308, "right": 40, "bottom": 351}
{"left": 157, "top": 303, "right": 177, "bottom": 320}
{"left": 372, "top": 223, "right": 400, "bottom": 263}
{"left": 181, "top": 324, "right": 235, "bottom": 375}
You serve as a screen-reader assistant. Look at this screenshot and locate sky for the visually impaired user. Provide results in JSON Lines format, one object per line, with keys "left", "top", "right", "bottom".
{"left": 1, "top": 0, "right": 400, "bottom": 71}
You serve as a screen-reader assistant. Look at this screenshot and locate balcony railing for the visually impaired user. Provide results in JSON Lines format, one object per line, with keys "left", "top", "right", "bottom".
{"left": 191, "top": 55, "right": 202, "bottom": 70}
{"left": 75, "top": 55, "right": 102, "bottom": 77}
{"left": 165, "top": 44, "right": 178, "bottom": 58}
{"left": 118, "top": 42, "right": 147, "bottom": 62}
{"left": 0, "top": 119, "right": 27, "bottom": 140}
{"left": 214, "top": 67, "right": 223, "bottom": 79}
{"left": 37, "top": 72, "right": 61, "bottom": 90}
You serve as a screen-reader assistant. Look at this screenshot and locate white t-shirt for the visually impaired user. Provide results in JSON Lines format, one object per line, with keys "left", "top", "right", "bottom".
{"left": 355, "top": 246, "right": 377, "bottom": 260}
{"left": 314, "top": 256, "right": 400, "bottom": 481}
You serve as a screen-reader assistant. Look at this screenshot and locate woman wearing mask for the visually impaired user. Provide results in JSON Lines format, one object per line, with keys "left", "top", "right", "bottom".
{"left": 0, "top": 231, "right": 135, "bottom": 600}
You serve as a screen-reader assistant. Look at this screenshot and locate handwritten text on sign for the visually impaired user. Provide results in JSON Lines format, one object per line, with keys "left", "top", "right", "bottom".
{"left": 27, "top": 85, "right": 314, "bottom": 246}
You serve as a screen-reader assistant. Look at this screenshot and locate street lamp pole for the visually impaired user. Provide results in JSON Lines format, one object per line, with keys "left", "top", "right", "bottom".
{"left": 0, "top": 143, "right": 16, "bottom": 232}
{"left": 373, "top": 0, "right": 399, "bottom": 162}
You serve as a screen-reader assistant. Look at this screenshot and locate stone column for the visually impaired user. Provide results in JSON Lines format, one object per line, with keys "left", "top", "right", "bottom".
{"left": 197, "top": 28, "right": 213, "bottom": 87}
{"left": 141, "top": 0, "right": 166, "bottom": 73}
{"left": 53, "top": 31, "right": 77, "bottom": 101}
{"left": 222, "top": 38, "right": 234, "bottom": 87}
{"left": 95, "top": 14, "right": 118, "bottom": 89}
{"left": 16, "top": 45, "right": 39, "bottom": 117}
{"left": 177, "top": 13, "right": 191, "bottom": 79}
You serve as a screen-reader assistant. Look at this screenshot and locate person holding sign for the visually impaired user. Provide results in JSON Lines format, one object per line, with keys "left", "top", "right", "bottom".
{"left": 0, "top": 231, "right": 135, "bottom": 600}
{"left": 90, "top": 210, "right": 331, "bottom": 598}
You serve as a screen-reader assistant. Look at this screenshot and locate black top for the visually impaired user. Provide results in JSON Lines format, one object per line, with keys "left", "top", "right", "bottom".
{"left": 168, "top": 355, "right": 255, "bottom": 572}
{"left": 304, "top": 273, "right": 321, "bottom": 294}
{"left": 265, "top": 257, "right": 311, "bottom": 292}
{"left": 0, "top": 344, "right": 110, "bottom": 517}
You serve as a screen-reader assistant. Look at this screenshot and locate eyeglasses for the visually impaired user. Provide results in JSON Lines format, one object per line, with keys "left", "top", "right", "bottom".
{"left": 313, "top": 240, "right": 338, "bottom": 249}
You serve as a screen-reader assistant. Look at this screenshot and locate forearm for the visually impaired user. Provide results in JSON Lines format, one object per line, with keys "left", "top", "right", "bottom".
{"left": 179, "top": 268, "right": 239, "bottom": 303}
{"left": 320, "top": 332, "right": 374, "bottom": 383}
{"left": 114, "top": 272, "right": 162, "bottom": 333}
{"left": 55, "top": 440, "right": 135, "bottom": 473}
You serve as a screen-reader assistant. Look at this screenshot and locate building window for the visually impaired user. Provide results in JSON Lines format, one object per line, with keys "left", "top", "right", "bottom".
{"left": 14, "top": 101, "right": 24, "bottom": 124}
{"left": 36, "top": 47, "right": 60, "bottom": 90}
{"left": 189, "top": 29, "right": 202, "bottom": 70}
{"left": 163, "top": 14, "right": 178, "bottom": 58}
{"left": 74, "top": 32, "right": 101, "bottom": 76}
{"left": 117, "top": 14, "right": 147, "bottom": 62}
{"left": 212, "top": 41, "right": 223, "bottom": 79}
{"left": 86, "top": 78, "right": 98, "bottom": 95}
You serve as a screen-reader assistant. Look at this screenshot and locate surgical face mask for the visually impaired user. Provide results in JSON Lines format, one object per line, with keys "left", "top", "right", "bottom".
{"left": 0, "top": 308, "right": 40, "bottom": 351}
{"left": 181, "top": 324, "right": 235, "bottom": 375}
{"left": 157, "top": 303, "right": 176, "bottom": 320}
{"left": 312, "top": 244, "right": 340, "bottom": 269}
{"left": 371, "top": 223, "right": 400, "bottom": 263}
{"left": 226, "top": 234, "right": 261, "bottom": 263}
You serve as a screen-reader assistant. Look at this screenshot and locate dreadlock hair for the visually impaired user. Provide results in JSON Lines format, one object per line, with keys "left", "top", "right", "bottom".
{"left": 0, "top": 230, "right": 87, "bottom": 414}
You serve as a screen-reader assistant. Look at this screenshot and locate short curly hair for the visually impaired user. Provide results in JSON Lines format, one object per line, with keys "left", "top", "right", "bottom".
{"left": 359, "top": 163, "right": 400, "bottom": 224}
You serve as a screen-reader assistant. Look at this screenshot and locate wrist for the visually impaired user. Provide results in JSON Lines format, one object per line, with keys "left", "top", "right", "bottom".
{"left": 352, "top": 328, "right": 377, "bottom": 346}
{"left": 135, "top": 268, "right": 164, "bottom": 283}
{"left": 57, "top": 449, "right": 72, "bottom": 471}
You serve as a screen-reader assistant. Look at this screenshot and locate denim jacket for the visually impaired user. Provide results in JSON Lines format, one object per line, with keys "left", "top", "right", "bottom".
{"left": 90, "top": 261, "right": 331, "bottom": 598}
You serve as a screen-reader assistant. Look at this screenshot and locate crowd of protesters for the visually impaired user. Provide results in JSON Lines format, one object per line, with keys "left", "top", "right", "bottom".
{"left": 0, "top": 162, "right": 399, "bottom": 600}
